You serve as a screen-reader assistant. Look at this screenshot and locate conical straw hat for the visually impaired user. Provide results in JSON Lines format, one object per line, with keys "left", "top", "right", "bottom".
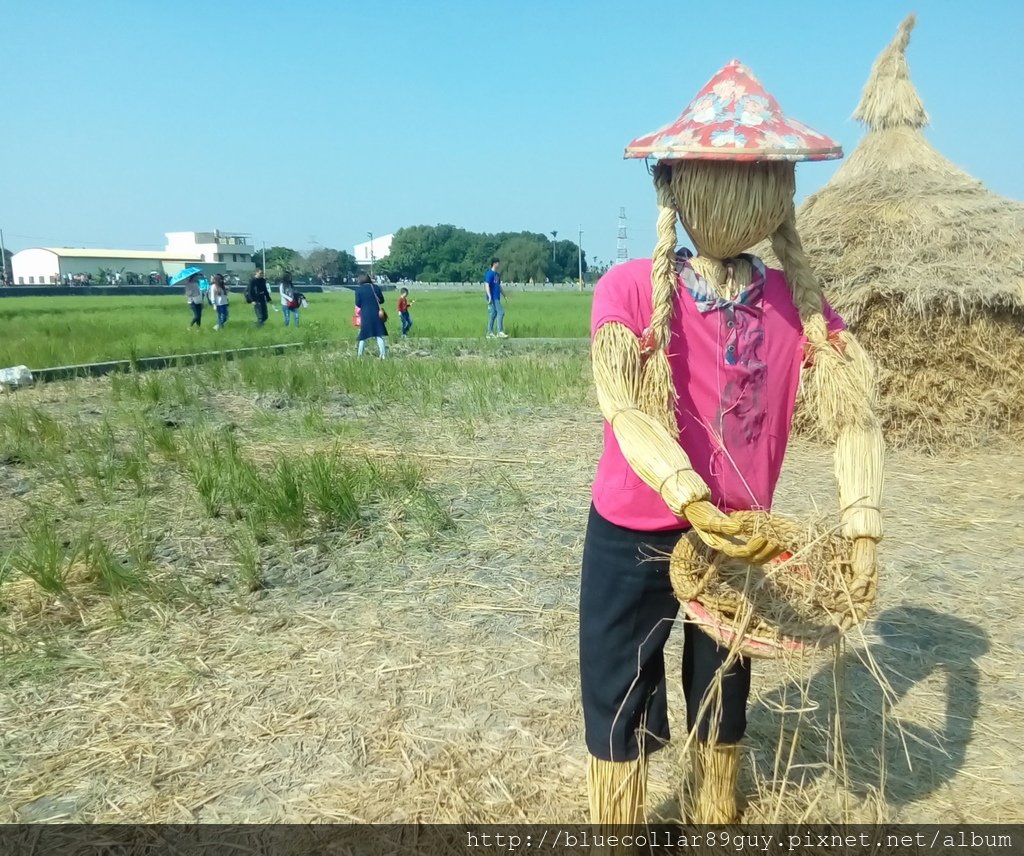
{"left": 625, "top": 60, "right": 842, "bottom": 163}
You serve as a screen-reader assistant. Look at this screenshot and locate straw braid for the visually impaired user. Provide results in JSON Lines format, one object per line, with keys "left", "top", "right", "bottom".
{"left": 772, "top": 208, "right": 884, "bottom": 541}
{"left": 771, "top": 206, "right": 828, "bottom": 345}
{"left": 637, "top": 163, "right": 683, "bottom": 437}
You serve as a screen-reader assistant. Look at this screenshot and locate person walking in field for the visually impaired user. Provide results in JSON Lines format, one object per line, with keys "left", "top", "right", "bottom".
{"left": 354, "top": 273, "right": 388, "bottom": 358}
{"left": 397, "top": 287, "right": 415, "bottom": 338}
{"left": 484, "top": 257, "right": 508, "bottom": 338}
{"left": 280, "top": 272, "right": 300, "bottom": 327}
{"left": 248, "top": 268, "right": 272, "bottom": 327}
{"left": 184, "top": 273, "right": 204, "bottom": 329}
{"left": 210, "top": 274, "right": 230, "bottom": 329}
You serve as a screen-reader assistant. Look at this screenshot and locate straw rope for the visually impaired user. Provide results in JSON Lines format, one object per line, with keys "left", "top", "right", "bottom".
{"left": 669, "top": 512, "right": 878, "bottom": 658}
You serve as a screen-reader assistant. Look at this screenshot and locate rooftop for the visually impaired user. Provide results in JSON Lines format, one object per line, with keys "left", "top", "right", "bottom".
{"left": 38, "top": 248, "right": 203, "bottom": 260}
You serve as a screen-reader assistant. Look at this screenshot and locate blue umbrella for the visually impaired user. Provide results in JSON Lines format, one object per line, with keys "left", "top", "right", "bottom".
{"left": 169, "top": 266, "right": 203, "bottom": 286}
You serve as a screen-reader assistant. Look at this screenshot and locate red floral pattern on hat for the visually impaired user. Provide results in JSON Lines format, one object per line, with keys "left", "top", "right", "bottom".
{"left": 625, "top": 60, "right": 842, "bottom": 163}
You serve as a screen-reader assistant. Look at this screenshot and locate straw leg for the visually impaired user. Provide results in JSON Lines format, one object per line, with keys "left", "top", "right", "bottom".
{"left": 692, "top": 743, "right": 742, "bottom": 824}
{"left": 587, "top": 755, "right": 648, "bottom": 855}
{"left": 587, "top": 754, "right": 648, "bottom": 824}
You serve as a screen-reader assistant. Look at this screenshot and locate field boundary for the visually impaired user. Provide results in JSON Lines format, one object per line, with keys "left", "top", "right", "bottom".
{"left": 22, "top": 337, "right": 590, "bottom": 384}
{"left": 28, "top": 342, "right": 323, "bottom": 383}
{"left": 0, "top": 285, "right": 326, "bottom": 298}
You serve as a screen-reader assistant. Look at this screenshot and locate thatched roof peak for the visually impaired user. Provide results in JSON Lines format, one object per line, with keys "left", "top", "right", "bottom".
{"left": 853, "top": 14, "right": 929, "bottom": 131}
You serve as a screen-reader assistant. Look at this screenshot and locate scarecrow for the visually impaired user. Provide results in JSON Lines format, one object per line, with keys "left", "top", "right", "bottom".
{"left": 581, "top": 61, "right": 885, "bottom": 824}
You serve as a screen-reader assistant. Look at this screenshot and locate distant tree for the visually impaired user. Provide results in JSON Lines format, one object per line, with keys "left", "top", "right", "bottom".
{"left": 305, "top": 248, "right": 340, "bottom": 283}
{"left": 379, "top": 225, "right": 468, "bottom": 281}
{"left": 496, "top": 235, "right": 549, "bottom": 282}
{"left": 251, "top": 246, "right": 301, "bottom": 280}
{"left": 378, "top": 225, "right": 585, "bottom": 283}
{"left": 550, "top": 239, "right": 587, "bottom": 281}
{"left": 336, "top": 250, "right": 360, "bottom": 277}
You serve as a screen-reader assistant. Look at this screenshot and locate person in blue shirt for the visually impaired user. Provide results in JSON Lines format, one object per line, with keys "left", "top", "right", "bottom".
{"left": 483, "top": 258, "right": 508, "bottom": 338}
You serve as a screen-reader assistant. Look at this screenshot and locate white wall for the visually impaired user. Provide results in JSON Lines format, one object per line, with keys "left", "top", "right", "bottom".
{"left": 165, "top": 232, "right": 255, "bottom": 271}
{"left": 11, "top": 249, "right": 60, "bottom": 284}
{"left": 10, "top": 249, "right": 211, "bottom": 284}
{"left": 353, "top": 234, "right": 394, "bottom": 265}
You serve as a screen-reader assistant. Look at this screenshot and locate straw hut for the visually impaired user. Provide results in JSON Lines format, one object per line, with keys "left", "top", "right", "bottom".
{"left": 792, "top": 15, "right": 1024, "bottom": 450}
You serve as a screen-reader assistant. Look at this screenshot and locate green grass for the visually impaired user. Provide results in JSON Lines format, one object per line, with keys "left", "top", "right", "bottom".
{"left": 0, "top": 344, "right": 590, "bottom": 670}
{"left": 0, "top": 289, "right": 593, "bottom": 368}
{"left": 12, "top": 512, "right": 76, "bottom": 596}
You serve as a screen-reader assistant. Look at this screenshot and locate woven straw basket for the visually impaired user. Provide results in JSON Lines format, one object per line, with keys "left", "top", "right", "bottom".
{"left": 669, "top": 512, "right": 875, "bottom": 659}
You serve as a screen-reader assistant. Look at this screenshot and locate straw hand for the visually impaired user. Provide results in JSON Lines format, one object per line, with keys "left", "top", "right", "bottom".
{"left": 684, "top": 500, "right": 785, "bottom": 565}
{"left": 849, "top": 538, "right": 878, "bottom": 598}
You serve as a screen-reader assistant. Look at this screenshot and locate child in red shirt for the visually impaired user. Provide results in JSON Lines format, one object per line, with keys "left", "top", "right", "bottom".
{"left": 397, "top": 287, "right": 415, "bottom": 338}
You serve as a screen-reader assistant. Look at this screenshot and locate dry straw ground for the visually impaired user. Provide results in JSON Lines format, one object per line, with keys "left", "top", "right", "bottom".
{"left": 1, "top": 348, "right": 1021, "bottom": 824}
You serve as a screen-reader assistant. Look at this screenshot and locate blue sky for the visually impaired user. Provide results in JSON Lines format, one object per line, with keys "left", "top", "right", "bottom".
{"left": 4, "top": 0, "right": 1021, "bottom": 264}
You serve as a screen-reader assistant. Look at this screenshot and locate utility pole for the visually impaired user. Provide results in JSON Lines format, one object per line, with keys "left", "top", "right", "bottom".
{"left": 616, "top": 207, "right": 629, "bottom": 265}
{"left": 367, "top": 231, "right": 374, "bottom": 278}
{"left": 0, "top": 229, "right": 7, "bottom": 286}
{"left": 577, "top": 225, "right": 584, "bottom": 291}
{"left": 550, "top": 230, "right": 557, "bottom": 267}
{"left": 261, "top": 242, "right": 266, "bottom": 273}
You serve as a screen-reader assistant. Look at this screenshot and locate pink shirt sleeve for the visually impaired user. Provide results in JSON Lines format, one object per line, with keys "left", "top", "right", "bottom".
{"left": 823, "top": 298, "right": 846, "bottom": 334}
{"left": 591, "top": 264, "right": 644, "bottom": 337}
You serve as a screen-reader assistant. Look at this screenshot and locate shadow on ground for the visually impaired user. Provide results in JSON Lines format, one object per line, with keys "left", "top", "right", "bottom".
{"left": 747, "top": 605, "right": 989, "bottom": 810}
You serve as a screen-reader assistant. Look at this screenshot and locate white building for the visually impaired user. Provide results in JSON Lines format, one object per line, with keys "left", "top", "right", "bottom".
{"left": 10, "top": 229, "right": 256, "bottom": 285}
{"left": 353, "top": 233, "right": 393, "bottom": 268}
{"left": 165, "top": 230, "right": 255, "bottom": 274}
{"left": 11, "top": 248, "right": 208, "bottom": 285}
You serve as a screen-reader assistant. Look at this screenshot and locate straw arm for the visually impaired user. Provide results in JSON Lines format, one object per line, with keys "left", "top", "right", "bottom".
{"left": 801, "top": 328, "right": 885, "bottom": 542}
{"left": 592, "top": 322, "right": 710, "bottom": 513}
{"left": 832, "top": 331, "right": 885, "bottom": 542}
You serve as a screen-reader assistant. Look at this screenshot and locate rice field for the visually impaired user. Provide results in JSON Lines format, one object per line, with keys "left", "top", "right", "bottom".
{"left": 0, "top": 290, "right": 592, "bottom": 370}
{"left": 1, "top": 343, "right": 1022, "bottom": 824}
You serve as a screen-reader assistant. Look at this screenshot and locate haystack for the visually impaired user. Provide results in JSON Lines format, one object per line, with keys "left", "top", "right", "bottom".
{"left": 792, "top": 15, "right": 1024, "bottom": 450}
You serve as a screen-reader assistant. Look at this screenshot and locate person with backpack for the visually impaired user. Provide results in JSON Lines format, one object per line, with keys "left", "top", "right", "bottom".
{"left": 247, "top": 268, "right": 272, "bottom": 326}
{"left": 279, "top": 272, "right": 300, "bottom": 327}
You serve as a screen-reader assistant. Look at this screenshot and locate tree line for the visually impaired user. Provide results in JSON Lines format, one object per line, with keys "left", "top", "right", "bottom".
{"left": 252, "top": 225, "right": 592, "bottom": 284}
{"left": 378, "top": 225, "right": 587, "bottom": 283}
{"left": 250, "top": 247, "right": 362, "bottom": 283}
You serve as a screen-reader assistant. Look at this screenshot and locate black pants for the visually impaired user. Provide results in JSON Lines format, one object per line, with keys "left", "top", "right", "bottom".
{"left": 254, "top": 299, "right": 268, "bottom": 325}
{"left": 190, "top": 302, "right": 203, "bottom": 326}
{"left": 580, "top": 504, "right": 751, "bottom": 761}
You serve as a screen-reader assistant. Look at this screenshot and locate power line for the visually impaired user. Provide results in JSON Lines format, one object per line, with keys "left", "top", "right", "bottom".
{"left": 616, "top": 207, "right": 629, "bottom": 264}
